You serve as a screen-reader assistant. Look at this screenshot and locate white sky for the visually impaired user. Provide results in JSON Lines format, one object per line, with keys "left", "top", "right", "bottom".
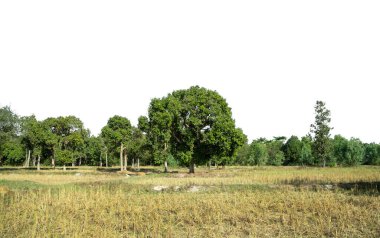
{"left": 1, "top": 1, "right": 379, "bottom": 143}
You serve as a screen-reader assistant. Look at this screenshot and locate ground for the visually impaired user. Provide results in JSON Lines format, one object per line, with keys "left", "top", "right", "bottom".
{"left": 0, "top": 166, "right": 379, "bottom": 237}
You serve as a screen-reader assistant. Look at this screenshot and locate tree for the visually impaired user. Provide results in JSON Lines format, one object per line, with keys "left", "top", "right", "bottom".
{"left": 42, "top": 116, "right": 87, "bottom": 168}
{"left": 310, "top": 101, "right": 333, "bottom": 167}
{"left": 282, "top": 136, "right": 302, "bottom": 165}
{"left": 266, "top": 137, "right": 286, "bottom": 166}
{"left": 235, "top": 143, "right": 251, "bottom": 165}
{"left": 249, "top": 141, "right": 268, "bottom": 166}
{"left": 101, "top": 116, "right": 132, "bottom": 171}
{"left": 332, "top": 135, "right": 348, "bottom": 165}
{"left": 0, "top": 106, "right": 20, "bottom": 165}
{"left": 363, "top": 143, "right": 380, "bottom": 165}
{"left": 138, "top": 97, "right": 175, "bottom": 172}
{"left": 128, "top": 126, "right": 149, "bottom": 170}
{"left": 344, "top": 138, "right": 364, "bottom": 166}
{"left": 143, "top": 86, "right": 246, "bottom": 173}
{"left": 20, "top": 115, "right": 45, "bottom": 167}
{"left": 300, "top": 136, "right": 314, "bottom": 165}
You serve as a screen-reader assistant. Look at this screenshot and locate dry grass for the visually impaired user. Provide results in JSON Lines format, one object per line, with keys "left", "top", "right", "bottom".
{"left": 0, "top": 166, "right": 379, "bottom": 237}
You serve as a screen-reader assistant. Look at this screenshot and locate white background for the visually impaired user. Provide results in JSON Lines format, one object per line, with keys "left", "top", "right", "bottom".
{"left": 1, "top": 1, "right": 379, "bottom": 142}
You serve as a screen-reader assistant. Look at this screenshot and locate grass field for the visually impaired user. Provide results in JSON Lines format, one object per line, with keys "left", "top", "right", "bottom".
{"left": 0, "top": 166, "right": 379, "bottom": 237}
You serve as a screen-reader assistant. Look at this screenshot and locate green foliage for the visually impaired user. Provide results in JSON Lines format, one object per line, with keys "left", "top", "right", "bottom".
{"left": 249, "top": 141, "right": 268, "bottom": 166}
{"left": 1, "top": 140, "right": 24, "bottom": 165}
{"left": 310, "top": 101, "right": 333, "bottom": 167}
{"left": 344, "top": 138, "right": 364, "bottom": 166}
{"left": 235, "top": 143, "right": 251, "bottom": 165}
{"left": 266, "top": 138, "right": 285, "bottom": 166}
{"left": 0, "top": 106, "right": 20, "bottom": 164}
{"left": 300, "top": 136, "right": 314, "bottom": 165}
{"left": 142, "top": 86, "right": 246, "bottom": 172}
{"left": 332, "top": 135, "right": 364, "bottom": 166}
{"left": 283, "top": 136, "right": 302, "bottom": 165}
{"left": 101, "top": 115, "right": 132, "bottom": 160}
{"left": 363, "top": 143, "right": 380, "bottom": 165}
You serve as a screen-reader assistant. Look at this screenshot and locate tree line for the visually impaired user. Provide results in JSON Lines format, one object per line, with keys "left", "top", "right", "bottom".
{"left": 1, "top": 87, "right": 379, "bottom": 172}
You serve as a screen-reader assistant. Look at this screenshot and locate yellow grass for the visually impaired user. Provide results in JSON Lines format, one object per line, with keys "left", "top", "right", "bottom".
{"left": 0, "top": 166, "right": 379, "bottom": 237}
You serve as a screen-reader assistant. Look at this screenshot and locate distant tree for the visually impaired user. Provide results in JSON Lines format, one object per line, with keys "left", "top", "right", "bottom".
{"left": 344, "top": 138, "right": 364, "bottom": 166}
{"left": 282, "top": 136, "right": 302, "bottom": 165}
{"left": 266, "top": 137, "right": 286, "bottom": 166}
{"left": 0, "top": 106, "right": 20, "bottom": 165}
{"left": 20, "top": 115, "right": 45, "bottom": 168}
{"left": 363, "top": 143, "right": 380, "bottom": 165}
{"left": 332, "top": 135, "right": 348, "bottom": 165}
{"left": 101, "top": 116, "right": 132, "bottom": 171}
{"left": 249, "top": 141, "right": 268, "bottom": 166}
{"left": 235, "top": 143, "right": 251, "bottom": 165}
{"left": 300, "top": 136, "right": 314, "bottom": 165}
{"left": 138, "top": 96, "right": 174, "bottom": 172}
{"left": 310, "top": 101, "right": 333, "bottom": 167}
{"left": 84, "top": 136, "right": 103, "bottom": 166}
{"left": 1, "top": 140, "right": 24, "bottom": 165}
{"left": 42, "top": 116, "right": 87, "bottom": 168}
{"left": 128, "top": 126, "right": 149, "bottom": 170}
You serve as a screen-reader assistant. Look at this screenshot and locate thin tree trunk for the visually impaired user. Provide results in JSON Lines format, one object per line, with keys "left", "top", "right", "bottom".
{"left": 189, "top": 161, "right": 195, "bottom": 173}
{"left": 52, "top": 148, "right": 56, "bottom": 169}
{"left": 24, "top": 149, "right": 27, "bottom": 167}
{"left": 124, "top": 151, "right": 128, "bottom": 171}
{"left": 32, "top": 156, "right": 36, "bottom": 166}
{"left": 105, "top": 152, "right": 108, "bottom": 167}
{"left": 37, "top": 154, "right": 41, "bottom": 171}
{"left": 63, "top": 164, "right": 66, "bottom": 171}
{"left": 120, "top": 143, "right": 123, "bottom": 171}
{"left": 164, "top": 160, "right": 168, "bottom": 173}
{"left": 164, "top": 143, "right": 168, "bottom": 173}
{"left": 28, "top": 150, "right": 31, "bottom": 167}
{"left": 99, "top": 154, "right": 102, "bottom": 167}
{"left": 137, "top": 158, "right": 140, "bottom": 171}
{"left": 132, "top": 158, "right": 135, "bottom": 168}
{"left": 79, "top": 157, "right": 82, "bottom": 166}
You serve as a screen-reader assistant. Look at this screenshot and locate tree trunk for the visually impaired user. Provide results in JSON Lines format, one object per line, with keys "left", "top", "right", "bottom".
{"left": 79, "top": 157, "right": 82, "bottom": 166}
{"left": 164, "top": 142, "right": 168, "bottom": 173}
{"left": 32, "top": 156, "right": 36, "bottom": 166}
{"left": 124, "top": 151, "right": 128, "bottom": 171}
{"left": 37, "top": 155, "right": 41, "bottom": 171}
{"left": 28, "top": 150, "right": 31, "bottom": 167}
{"left": 99, "top": 154, "right": 102, "bottom": 167}
{"left": 164, "top": 160, "right": 168, "bottom": 173}
{"left": 52, "top": 148, "right": 56, "bottom": 169}
{"left": 189, "top": 162, "right": 195, "bottom": 173}
{"left": 120, "top": 143, "right": 124, "bottom": 171}
{"left": 105, "top": 152, "right": 108, "bottom": 167}
{"left": 132, "top": 158, "right": 135, "bottom": 168}
{"left": 63, "top": 164, "right": 66, "bottom": 171}
{"left": 24, "top": 149, "right": 27, "bottom": 167}
{"left": 137, "top": 158, "right": 140, "bottom": 171}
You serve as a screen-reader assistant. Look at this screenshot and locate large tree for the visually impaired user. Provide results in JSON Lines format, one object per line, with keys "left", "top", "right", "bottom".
{"left": 0, "top": 106, "right": 20, "bottom": 165}
{"left": 20, "top": 115, "right": 46, "bottom": 168}
{"left": 142, "top": 86, "right": 246, "bottom": 173}
{"left": 42, "top": 116, "right": 87, "bottom": 168}
{"left": 310, "top": 101, "right": 333, "bottom": 167}
{"left": 101, "top": 115, "right": 132, "bottom": 171}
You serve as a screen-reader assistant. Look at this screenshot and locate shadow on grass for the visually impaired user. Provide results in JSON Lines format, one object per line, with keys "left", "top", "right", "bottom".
{"left": 282, "top": 178, "right": 380, "bottom": 195}
{"left": 96, "top": 167, "right": 175, "bottom": 174}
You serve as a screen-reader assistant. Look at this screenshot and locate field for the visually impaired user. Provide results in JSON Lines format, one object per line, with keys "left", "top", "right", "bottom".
{"left": 0, "top": 166, "right": 379, "bottom": 237}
